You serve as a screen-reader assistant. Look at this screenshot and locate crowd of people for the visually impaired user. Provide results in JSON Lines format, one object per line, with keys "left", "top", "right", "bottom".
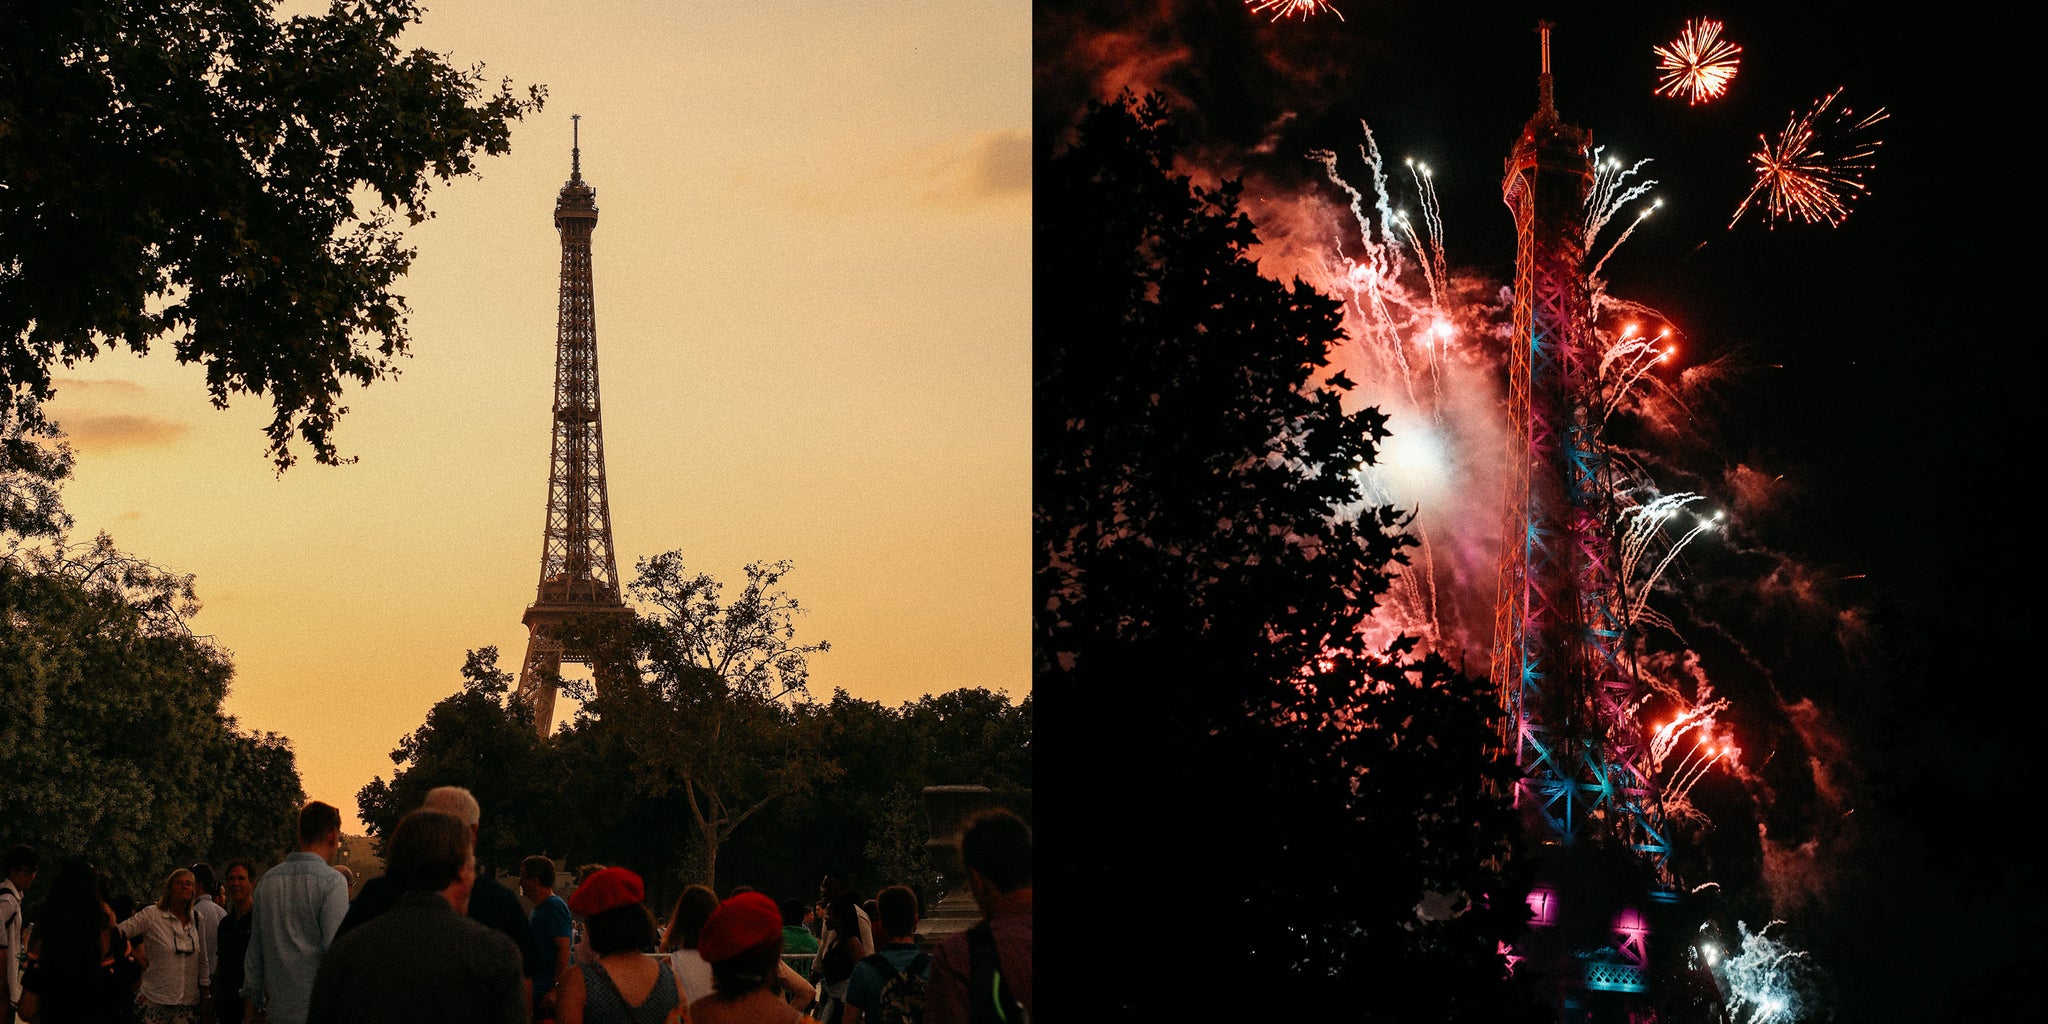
{"left": 1, "top": 789, "right": 1031, "bottom": 1024}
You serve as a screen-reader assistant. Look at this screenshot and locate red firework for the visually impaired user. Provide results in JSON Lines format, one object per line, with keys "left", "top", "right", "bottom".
{"left": 1730, "top": 88, "right": 1889, "bottom": 229}
{"left": 1652, "top": 19, "right": 1742, "bottom": 104}
{"left": 1245, "top": 0, "right": 1344, "bottom": 23}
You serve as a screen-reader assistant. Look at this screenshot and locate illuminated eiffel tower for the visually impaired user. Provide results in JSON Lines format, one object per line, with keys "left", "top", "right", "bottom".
{"left": 514, "top": 116, "right": 635, "bottom": 737}
{"left": 1489, "top": 25, "right": 1714, "bottom": 1021}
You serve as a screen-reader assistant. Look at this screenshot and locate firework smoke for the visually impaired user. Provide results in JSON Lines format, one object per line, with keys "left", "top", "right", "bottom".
{"left": 1711, "top": 920, "right": 1827, "bottom": 1023}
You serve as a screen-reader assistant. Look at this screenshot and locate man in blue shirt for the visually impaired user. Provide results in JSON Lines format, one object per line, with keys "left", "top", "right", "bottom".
{"left": 519, "top": 855, "right": 573, "bottom": 1021}
{"left": 843, "top": 885, "right": 929, "bottom": 1024}
{"left": 243, "top": 801, "right": 351, "bottom": 1024}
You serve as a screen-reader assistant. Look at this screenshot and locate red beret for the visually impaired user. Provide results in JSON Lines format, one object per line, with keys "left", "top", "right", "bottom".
{"left": 698, "top": 891, "right": 782, "bottom": 964}
{"left": 567, "top": 866, "right": 644, "bottom": 916}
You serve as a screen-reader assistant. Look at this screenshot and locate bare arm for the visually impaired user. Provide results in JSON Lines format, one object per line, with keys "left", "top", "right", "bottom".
{"left": 554, "top": 965, "right": 586, "bottom": 1024}
{"left": 776, "top": 959, "right": 816, "bottom": 1012}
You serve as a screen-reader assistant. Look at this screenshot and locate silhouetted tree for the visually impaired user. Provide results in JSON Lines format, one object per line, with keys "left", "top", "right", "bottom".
{"left": 0, "top": 0, "right": 542, "bottom": 468}
{"left": 567, "top": 553, "right": 838, "bottom": 893}
{"left": 1037, "top": 92, "right": 1537, "bottom": 1020}
{"left": 356, "top": 647, "right": 549, "bottom": 875}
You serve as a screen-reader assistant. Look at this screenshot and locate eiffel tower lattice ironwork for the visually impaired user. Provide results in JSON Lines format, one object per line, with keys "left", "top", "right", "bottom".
{"left": 1490, "top": 24, "right": 1689, "bottom": 1015}
{"left": 515, "top": 115, "right": 635, "bottom": 737}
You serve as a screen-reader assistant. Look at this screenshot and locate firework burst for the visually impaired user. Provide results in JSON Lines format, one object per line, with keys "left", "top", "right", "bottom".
{"left": 1730, "top": 88, "right": 1889, "bottom": 229}
{"left": 1652, "top": 19, "right": 1742, "bottom": 104}
{"left": 1245, "top": 0, "right": 1344, "bottom": 23}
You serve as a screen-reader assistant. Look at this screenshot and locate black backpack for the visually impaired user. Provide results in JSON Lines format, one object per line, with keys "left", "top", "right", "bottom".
{"left": 967, "top": 923, "right": 1026, "bottom": 1024}
{"left": 861, "top": 950, "right": 931, "bottom": 1024}
{"left": 818, "top": 934, "right": 857, "bottom": 985}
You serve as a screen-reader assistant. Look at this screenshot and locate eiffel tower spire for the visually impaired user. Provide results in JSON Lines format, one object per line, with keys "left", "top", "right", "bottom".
{"left": 515, "top": 115, "right": 635, "bottom": 737}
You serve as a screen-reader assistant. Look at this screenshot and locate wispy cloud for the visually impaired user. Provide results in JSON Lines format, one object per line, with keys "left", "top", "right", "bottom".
{"left": 46, "top": 378, "right": 191, "bottom": 451}
{"left": 899, "top": 128, "right": 1030, "bottom": 207}
{"left": 787, "top": 129, "right": 1029, "bottom": 213}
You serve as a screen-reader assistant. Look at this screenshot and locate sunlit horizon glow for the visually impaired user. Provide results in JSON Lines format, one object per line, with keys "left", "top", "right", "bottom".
{"left": 1652, "top": 18, "right": 1742, "bottom": 105}
{"left": 1731, "top": 87, "right": 1889, "bottom": 229}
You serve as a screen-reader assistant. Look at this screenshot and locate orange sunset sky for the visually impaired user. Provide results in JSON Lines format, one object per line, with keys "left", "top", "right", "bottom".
{"left": 44, "top": 1, "right": 1031, "bottom": 830}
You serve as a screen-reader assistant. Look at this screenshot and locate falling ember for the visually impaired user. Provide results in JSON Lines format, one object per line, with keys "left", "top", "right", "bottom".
{"left": 1245, "top": 0, "right": 1344, "bottom": 23}
{"left": 1652, "top": 19, "right": 1742, "bottom": 104}
{"left": 1730, "top": 87, "right": 1889, "bottom": 229}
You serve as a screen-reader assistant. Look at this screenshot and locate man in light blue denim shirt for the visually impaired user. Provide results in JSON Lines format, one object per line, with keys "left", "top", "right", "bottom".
{"left": 243, "top": 801, "right": 350, "bottom": 1024}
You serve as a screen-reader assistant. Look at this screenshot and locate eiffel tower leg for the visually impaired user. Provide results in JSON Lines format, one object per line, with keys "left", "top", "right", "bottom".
{"left": 516, "top": 626, "right": 563, "bottom": 738}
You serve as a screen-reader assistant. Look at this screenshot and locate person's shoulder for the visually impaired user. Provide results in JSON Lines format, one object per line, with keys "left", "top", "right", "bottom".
{"left": 929, "top": 931, "right": 970, "bottom": 971}
{"left": 471, "top": 875, "right": 517, "bottom": 902}
{"left": 321, "top": 913, "right": 380, "bottom": 965}
{"left": 451, "top": 908, "right": 523, "bottom": 962}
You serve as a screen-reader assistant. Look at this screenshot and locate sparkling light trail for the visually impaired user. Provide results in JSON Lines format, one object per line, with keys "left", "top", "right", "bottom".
{"left": 1730, "top": 87, "right": 1889, "bottom": 229}
{"left": 1585, "top": 148, "right": 1658, "bottom": 281}
{"left": 1653, "top": 19, "right": 1743, "bottom": 104}
{"left": 1245, "top": 0, "right": 1344, "bottom": 23}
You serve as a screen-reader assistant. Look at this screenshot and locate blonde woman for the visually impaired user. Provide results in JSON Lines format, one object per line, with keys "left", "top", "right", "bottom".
{"left": 117, "top": 868, "right": 207, "bottom": 1024}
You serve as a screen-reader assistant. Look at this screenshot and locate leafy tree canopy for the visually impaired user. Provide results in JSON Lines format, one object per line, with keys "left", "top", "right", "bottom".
{"left": 0, "top": 0, "right": 544, "bottom": 468}
{"left": 1, "top": 534, "right": 303, "bottom": 899}
{"left": 356, "top": 646, "right": 545, "bottom": 875}
{"left": 564, "top": 554, "right": 838, "bottom": 893}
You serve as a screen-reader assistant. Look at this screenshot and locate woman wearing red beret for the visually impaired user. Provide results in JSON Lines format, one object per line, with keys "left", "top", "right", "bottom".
{"left": 554, "top": 868, "right": 688, "bottom": 1024}
{"left": 688, "top": 892, "right": 821, "bottom": 1024}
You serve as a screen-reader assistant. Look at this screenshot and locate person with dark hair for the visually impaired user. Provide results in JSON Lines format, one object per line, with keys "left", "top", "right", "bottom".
{"left": 243, "top": 799, "right": 350, "bottom": 1024}
{"left": 520, "top": 854, "right": 573, "bottom": 1021}
{"left": 689, "top": 892, "right": 819, "bottom": 1024}
{"left": 778, "top": 899, "right": 818, "bottom": 974}
{"left": 2, "top": 843, "right": 39, "bottom": 1020}
{"left": 17, "top": 860, "right": 138, "bottom": 1024}
{"left": 842, "top": 886, "right": 927, "bottom": 1024}
{"left": 549, "top": 867, "right": 682, "bottom": 1024}
{"left": 660, "top": 885, "right": 720, "bottom": 1005}
{"left": 925, "top": 810, "right": 1031, "bottom": 1024}
{"left": 305, "top": 810, "right": 524, "bottom": 1024}
{"left": 808, "top": 889, "right": 867, "bottom": 1024}
{"left": 115, "top": 867, "right": 208, "bottom": 1023}
{"left": 214, "top": 860, "right": 258, "bottom": 1024}
{"left": 187, "top": 863, "right": 225, "bottom": 1001}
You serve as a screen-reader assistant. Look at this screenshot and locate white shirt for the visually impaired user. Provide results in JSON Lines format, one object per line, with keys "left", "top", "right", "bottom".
{"left": 669, "top": 948, "right": 713, "bottom": 1003}
{"left": 242, "top": 852, "right": 349, "bottom": 1024}
{"left": 119, "top": 905, "right": 207, "bottom": 1007}
{"left": 192, "top": 894, "right": 227, "bottom": 981}
{"left": 0, "top": 880, "right": 24, "bottom": 1003}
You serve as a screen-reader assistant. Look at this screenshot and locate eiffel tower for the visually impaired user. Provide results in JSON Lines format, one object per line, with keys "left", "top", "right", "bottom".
{"left": 514, "top": 115, "right": 635, "bottom": 737}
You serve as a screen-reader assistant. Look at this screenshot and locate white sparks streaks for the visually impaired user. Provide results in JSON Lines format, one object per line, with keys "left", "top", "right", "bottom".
{"left": 1585, "top": 147, "right": 1659, "bottom": 283}
{"left": 1715, "top": 921, "right": 1825, "bottom": 1023}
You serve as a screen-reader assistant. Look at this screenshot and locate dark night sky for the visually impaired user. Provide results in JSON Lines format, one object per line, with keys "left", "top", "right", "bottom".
{"left": 1038, "top": 1, "right": 2040, "bottom": 1018}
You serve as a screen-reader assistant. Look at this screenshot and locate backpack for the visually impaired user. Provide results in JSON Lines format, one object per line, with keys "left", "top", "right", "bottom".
{"left": 966, "top": 924, "right": 1025, "bottom": 1024}
{"left": 862, "top": 950, "right": 930, "bottom": 1024}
